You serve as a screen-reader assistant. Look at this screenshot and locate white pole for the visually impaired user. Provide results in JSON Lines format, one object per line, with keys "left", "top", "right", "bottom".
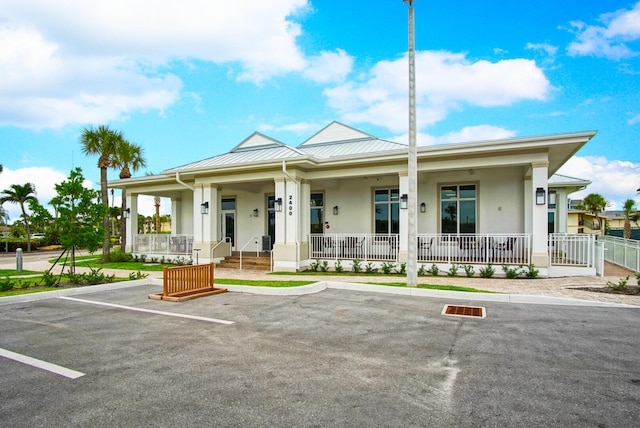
{"left": 405, "top": 0, "right": 418, "bottom": 287}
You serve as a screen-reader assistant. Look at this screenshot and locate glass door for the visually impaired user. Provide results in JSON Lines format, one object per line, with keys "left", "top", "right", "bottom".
{"left": 221, "top": 198, "right": 236, "bottom": 249}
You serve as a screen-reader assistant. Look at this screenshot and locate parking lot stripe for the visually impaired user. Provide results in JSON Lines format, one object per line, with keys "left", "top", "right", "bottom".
{"left": 57, "top": 296, "right": 234, "bottom": 325}
{"left": 0, "top": 347, "right": 85, "bottom": 379}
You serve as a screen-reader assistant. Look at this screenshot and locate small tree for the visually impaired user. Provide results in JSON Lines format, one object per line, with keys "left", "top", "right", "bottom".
{"left": 0, "top": 183, "right": 37, "bottom": 251}
{"left": 50, "top": 168, "right": 106, "bottom": 274}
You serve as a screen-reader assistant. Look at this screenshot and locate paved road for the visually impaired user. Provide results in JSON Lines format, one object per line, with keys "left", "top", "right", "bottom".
{"left": 1, "top": 284, "right": 638, "bottom": 427}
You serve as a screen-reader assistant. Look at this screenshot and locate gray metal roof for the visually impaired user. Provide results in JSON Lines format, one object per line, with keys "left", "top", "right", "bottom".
{"left": 549, "top": 173, "right": 590, "bottom": 186}
{"left": 300, "top": 137, "right": 406, "bottom": 159}
{"left": 165, "top": 145, "right": 307, "bottom": 172}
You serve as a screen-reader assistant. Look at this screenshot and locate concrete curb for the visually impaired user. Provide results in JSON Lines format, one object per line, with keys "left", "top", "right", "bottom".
{"left": 1, "top": 278, "right": 637, "bottom": 308}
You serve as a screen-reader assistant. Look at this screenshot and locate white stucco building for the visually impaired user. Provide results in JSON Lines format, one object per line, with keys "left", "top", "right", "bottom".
{"left": 111, "top": 122, "right": 598, "bottom": 277}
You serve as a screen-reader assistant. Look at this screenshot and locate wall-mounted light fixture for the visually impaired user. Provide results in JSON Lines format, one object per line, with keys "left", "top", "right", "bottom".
{"left": 123, "top": 208, "right": 130, "bottom": 219}
{"left": 535, "top": 188, "right": 546, "bottom": 205}
{"left": 333, "top": 205, "right": 339, "bottom": 215}
{"left": 400, "top": 194, "right": 408, "bottom": 209}
{"left": 253, "top": 208, "right": 259, "bottom": 217}
{"left": 420, "top": 202, "right": 426, "bottom": 213}
{"left": 200, "top": 201, "right": 209, "bottom": 214}
{"left": 274, "top": 197, "right": 283, "bottom": 212}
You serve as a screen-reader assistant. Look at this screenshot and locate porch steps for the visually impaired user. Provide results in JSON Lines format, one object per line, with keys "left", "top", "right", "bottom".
{"left": 217, "top": 255, "right": 272, "bottom": 270}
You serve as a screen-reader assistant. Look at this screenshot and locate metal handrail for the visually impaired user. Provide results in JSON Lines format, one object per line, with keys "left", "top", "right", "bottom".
{"left": 239, "top": 237, "right": 261, "bottom": 270}
{"left": 210, "top": 237, "right": 232, "bottom": 258}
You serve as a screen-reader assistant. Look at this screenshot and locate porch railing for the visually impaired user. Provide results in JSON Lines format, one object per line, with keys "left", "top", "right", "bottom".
{"left": 133, "top": 234, "right": 193, "bottom": 256}
{"left": 601, "top": 235, "right": 640, "bottom": 273}
{"left": 418, "top": 234, "right": 531, "bottom": 266}
{"left": 549, "top": 233, "right": 595, "bottom": 267}
{"left": 310, "top": 234, "right": 400, "bottom": 261}
{"left": 309, "top": 233, "right": 531, "bottom": 265}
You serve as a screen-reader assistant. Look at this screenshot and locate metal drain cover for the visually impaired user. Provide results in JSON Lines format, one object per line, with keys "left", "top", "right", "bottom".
{"left": 442, "top": 304, "right": 486, "bottom": 318}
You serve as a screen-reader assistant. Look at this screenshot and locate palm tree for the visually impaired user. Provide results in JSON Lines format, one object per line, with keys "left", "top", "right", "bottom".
{"left": 80, "top": 125, "right": 126, "bottom": 262}
{"left": 111, "top": 141, "right": 146, "bottom": 251}
{"left": 577, "top": 193, "right": 608, "bottom": 236}
{"left": 622, "top": 199, "right": 639, "bottom": 240}
{"left": 0, "top": 183, "right": 37, "bottom": 251}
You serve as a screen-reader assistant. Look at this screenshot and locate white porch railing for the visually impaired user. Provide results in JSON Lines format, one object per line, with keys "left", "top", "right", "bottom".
{"left": 601, "top": 235, "right": 640, "bottom": 273}
{"left": 549, "top": 233, "right": 596, "bottom": 267}
{"left": 310, "top": 234, "right": 400, "bottom": 261}
{"left": 133, "top": 234, "right": 193, "bottom": 255}
{"left": 418, "top": 234, "right": 531, "bottom": 265}
{"left": 309, "top": 233, "right": 531, "bottom": 265}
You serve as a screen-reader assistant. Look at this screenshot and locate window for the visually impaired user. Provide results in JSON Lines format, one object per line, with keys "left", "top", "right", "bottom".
{"left": 440, "top": 184, "right": 476, "bottom": 234}
{"left": 310, "top": 193, "right": 324, "bottom": 234}
{"left": 374, "top": 189, "right": 400, "bottom": 234}
{"left": 548, "top": 190, "right": 557, "bottom": 233}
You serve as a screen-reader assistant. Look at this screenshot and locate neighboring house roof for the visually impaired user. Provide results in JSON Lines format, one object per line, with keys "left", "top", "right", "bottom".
{"left": 601, "top": 211, "right": 628, "bottom": 221}
{"left": 548, "top": 174, "right": 591, "bottom": 187}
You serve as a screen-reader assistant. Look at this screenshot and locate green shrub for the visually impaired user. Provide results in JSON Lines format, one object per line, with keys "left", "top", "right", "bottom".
{"left": 320, "top": 261, "right": 329, "bottom": 272}
{"left": 524, "top": 264, "right": 540, "bottom": 279}
{"left": 110, "top": 248, "right": 133, "bottom": 263}
{"left": 352, "top": 259, "right": 362, "bottom": 273}
{"left": 0, "top": 277, "right": 14, "bottom": 292}
{"left": 447, "top": 264, "right": 459, "bottom": 277}
{"left": 365, "top": 263, "right": 378, "bottom": 274}
{"left": 463, "top": 264, "right": 475, "bottom": 277}
{"left": 129, "top": 271, "right": 149, "bottom": 280}
{"left": 418, "top": 264, "right": 427, "bottom": 276}
{"left": 381, "top": 262, "right": 396, "bottom": 274}
{"left": 334, "top": 260, "right": 343, "bottom": 273}
{"left": 479, "top": 264, "right": 495, "bottom": 278}
{"left": 502, "top": 264, "right": 522, "bottom": 279}
{"left": 427, "top": 264, "right": 440, "bottom": 276}
{"left": 395, "top": 262, "right": 407, "bottom": 275}
{"left": 309, "top": 261, "right": 319, "bottom": 272}
{"left": 607, "top": 276, "right": 630, "bottom": 291}
{"left": 40, "top": 271, "right": 59, "bottom": 287}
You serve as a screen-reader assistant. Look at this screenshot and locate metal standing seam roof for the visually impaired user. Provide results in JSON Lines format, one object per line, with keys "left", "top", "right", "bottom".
{"left": 548, "top": 173, "right": 591, "bottom": 186}
{"left": 299, "top": 138, "right": 407, "bottom": 159}
{"left": 164, "top": 145, "right": 307, "bottom": 172}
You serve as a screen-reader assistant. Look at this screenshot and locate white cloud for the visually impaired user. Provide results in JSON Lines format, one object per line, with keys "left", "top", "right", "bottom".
{"left": 391, "top": 125, "right": 517, "bottom": 147}
{"left": 324, "top": 51, "right": 551, "bottom": 132}
{"left": 557, "top": 156, "right": 640, "bottom": 209}
{"left": 0, "top": 166, "right": 169, "bottom": 223}
{"left": 0, "top": 0, "right": 311, "bottom": 128}
{"left": 567, "top": 2, "right": 640, "bottom": 59}
{"left": 0, "top": 167, "right": 74, "bottom": 221}
{"left": 629, "top": 113, "right": 640, "bottom": 125}
{"left": 259, "top": 121, "right": 323, "bottom": 135}
{"left": 303, "top": 49, "right": 354, "bottom": 83}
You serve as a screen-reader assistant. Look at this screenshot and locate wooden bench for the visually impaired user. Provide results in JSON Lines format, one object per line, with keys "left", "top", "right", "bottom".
{"left": 148, "top": 263, "right": 227, "bottom": 302}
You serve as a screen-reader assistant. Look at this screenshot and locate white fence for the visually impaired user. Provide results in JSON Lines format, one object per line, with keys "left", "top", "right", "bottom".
{"left": 602, "top": 235, "right": 640, "bottom": 273}
{"left": 133, "top": 234, "right": 193, "bottom": 256}
{"left": 310, "top": 233, "right": 531, "bottom": 265}
{"left": 548, "top": 233, "right": 596, "bottom": 267}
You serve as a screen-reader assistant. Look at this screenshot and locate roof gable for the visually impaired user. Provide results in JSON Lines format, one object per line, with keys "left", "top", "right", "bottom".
{"left": 232, "top": 132, "right": 285, "bottom": 152}
{"left": 300, "top": 121, "right": 374, "bottom": 146}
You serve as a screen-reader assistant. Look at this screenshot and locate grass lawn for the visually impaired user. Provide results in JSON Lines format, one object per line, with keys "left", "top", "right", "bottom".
{"left": 0, "top": 269, "right": 43, "bottom": 276}
{"left": 366, "top": 282, "right": 495, "bottom": 293}
{"left": 215, "top": 278, "right": 316, "bottom": 288}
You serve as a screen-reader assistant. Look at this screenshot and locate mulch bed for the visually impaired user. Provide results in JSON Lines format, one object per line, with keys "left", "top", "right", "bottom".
{"left": 575, "top": 285, "right": 640, "bottom": 295}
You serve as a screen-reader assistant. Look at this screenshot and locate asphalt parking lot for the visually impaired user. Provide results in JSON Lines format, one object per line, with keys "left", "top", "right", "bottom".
{"left": 1, "top": 284, "right": 639, "bottom": 427}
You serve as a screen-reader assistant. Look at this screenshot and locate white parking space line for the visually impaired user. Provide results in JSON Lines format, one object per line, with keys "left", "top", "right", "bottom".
{"left": 0, "top": 348, "right": 85, "bottom": 379}
{"left": 57, "top": 296, "right": 234, "bottom": 325}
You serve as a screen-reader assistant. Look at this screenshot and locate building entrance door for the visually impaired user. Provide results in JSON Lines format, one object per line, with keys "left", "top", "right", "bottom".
{"left": 221, "top": 198, "right": 236, "bottom": 250}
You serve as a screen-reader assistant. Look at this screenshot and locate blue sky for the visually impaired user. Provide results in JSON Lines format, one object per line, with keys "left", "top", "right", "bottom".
{"left": 1, "top": 0, "right": 639, "bottom": 221}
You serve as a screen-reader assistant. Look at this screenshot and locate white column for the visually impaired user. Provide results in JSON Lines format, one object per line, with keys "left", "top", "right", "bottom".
{"left": 125, "top": 194, "right": 138, "bottom": 253}
{"left": 274, "top": 178, "right": 286, "bottom": 244}
{"left": 531, "top": 161, "right": 549, "bottom": 267}
{"left": 273, "top": 177, "right": 300, "bottom": 271}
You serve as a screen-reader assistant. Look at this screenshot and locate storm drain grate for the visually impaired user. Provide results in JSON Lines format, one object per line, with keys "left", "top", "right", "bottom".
{"left": 442, "top": 304, "right": 486, "bottom": 318}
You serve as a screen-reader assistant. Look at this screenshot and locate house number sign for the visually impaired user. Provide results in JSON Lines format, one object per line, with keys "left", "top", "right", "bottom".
{"left": 288, "top": 195, "right": 293, "bottom": 216}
